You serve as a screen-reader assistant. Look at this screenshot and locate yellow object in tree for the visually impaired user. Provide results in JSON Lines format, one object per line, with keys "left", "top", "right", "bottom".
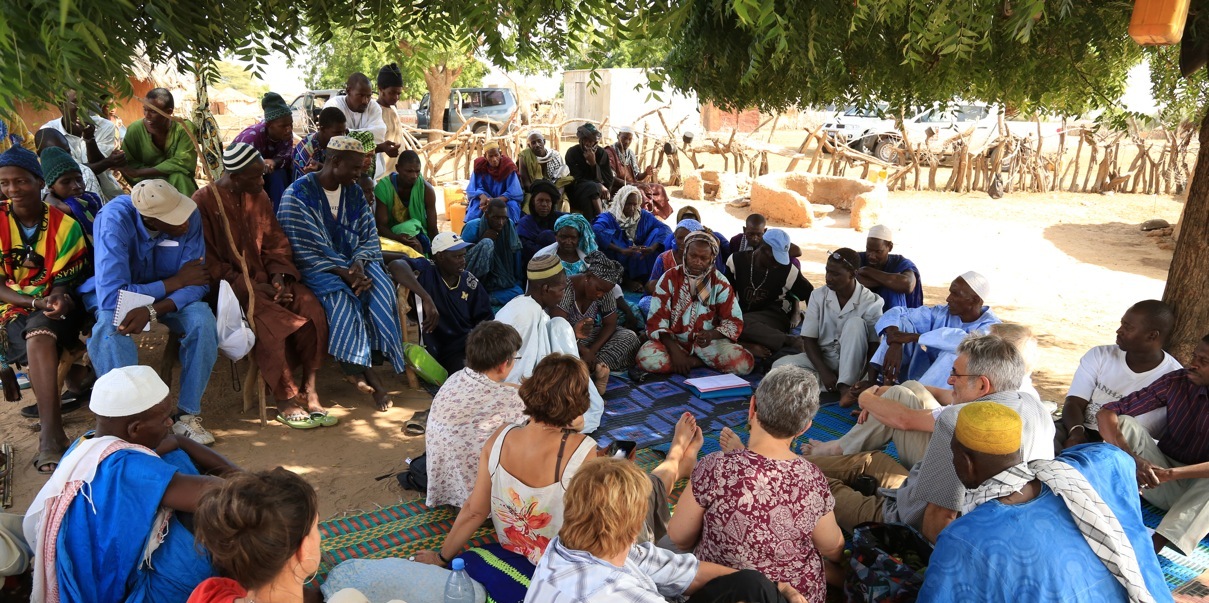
{"left": 1129, "top": 0, "right": 1190, "bottom": 46}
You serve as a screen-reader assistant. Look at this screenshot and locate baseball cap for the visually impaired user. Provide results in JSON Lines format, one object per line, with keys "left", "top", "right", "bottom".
{"left": 130, "top": 179, "right": 197, "bottom": 226}
{"left": 762, "top": 228, "right": 791, "bottom": 265}
{"left": 432, "top": 232, "right": 471, "bottom": 254}
{"left": 90, "top": 365, "right": 171, "bottom": 418}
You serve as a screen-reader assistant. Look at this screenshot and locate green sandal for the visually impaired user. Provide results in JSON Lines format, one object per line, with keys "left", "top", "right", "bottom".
{"left": 309, "top": 411, "right": 339, "bottom": 427}
{"left": 276, "top": 413, "right": 319, "bottom": 430}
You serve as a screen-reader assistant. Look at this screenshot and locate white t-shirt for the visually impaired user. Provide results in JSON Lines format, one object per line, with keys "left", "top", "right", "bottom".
{"left": 323, "top": 186, "right": 342, "bottom": 218}
{"left": 1067, "top": 344, "right": 1182, "bottom": 430}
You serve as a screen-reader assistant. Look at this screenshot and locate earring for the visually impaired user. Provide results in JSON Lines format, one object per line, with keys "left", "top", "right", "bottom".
{"left": 295, "top": 556, "right": 320, "bottom": 585}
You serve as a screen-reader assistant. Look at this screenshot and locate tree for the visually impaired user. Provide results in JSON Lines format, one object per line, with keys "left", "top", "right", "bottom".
{"left": 214, "top": 61, "right": 269, "bottom": 99}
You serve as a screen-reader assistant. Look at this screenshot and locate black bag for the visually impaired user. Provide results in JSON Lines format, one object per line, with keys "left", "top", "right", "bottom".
{"left": 396, "top": 453, "right": 428, "bottom": 491}
{"left": 845, "top": 522, "right": 934, "bottom": 602}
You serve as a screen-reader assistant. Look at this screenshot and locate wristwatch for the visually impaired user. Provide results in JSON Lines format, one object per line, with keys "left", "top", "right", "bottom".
{"left": 144, "top": 304, "right": 158, "bottom": 324}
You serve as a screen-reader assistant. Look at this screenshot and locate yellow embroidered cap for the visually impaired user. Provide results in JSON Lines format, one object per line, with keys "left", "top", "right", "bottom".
{"left": 954, "top": 402, "right": 1022, "bottom": 455}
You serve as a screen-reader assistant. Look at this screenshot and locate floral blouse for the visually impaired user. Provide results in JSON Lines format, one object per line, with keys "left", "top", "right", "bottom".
{"left": 692, "top": 450, "right": 835, "bottom": 601}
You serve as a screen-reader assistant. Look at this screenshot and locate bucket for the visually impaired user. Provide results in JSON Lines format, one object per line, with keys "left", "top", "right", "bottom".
{"left": 448, "top": 202, "right": 467, "bottom": 235}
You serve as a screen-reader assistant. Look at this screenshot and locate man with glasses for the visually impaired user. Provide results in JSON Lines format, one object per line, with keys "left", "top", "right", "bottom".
{"left": 806, "top": 333, "right": 1055, "bottom": 542}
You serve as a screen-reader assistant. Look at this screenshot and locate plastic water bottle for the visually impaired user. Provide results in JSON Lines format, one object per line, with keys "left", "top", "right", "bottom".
{"left": 443, "top": 557, "right": 475, "bottom": 603}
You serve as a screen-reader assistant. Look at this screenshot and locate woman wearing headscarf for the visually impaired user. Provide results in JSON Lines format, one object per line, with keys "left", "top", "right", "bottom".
{"left": 664, "top": 205, "right": 731, "bottom": 271}
{"left": 536, "top": 214, "right": 640, "bottom": 331}
{"left": 465, "top": 141, "right": 523, "bottom": 223}
{"left": 517, "top": 179, "right": 566, "bottom": 267}
{"left": 563, "top": 123, "right": 611, "bottom": 221}
{"left": 593, "top": 185, "right": 671, "bottom": 291}
{"left": 605, "top": 126, "right": 672, "bottom": 219}
{"left": 637, "top": 231, "right": 754, "bottom": 376}
{"left": 551, "top": 251, "right": 641, "bottom": 385}
{"left": 233, "top": 92, "right": 296, "bottom": 210}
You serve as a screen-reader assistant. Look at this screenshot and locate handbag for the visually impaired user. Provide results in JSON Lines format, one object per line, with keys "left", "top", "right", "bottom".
{"left": 845, "top": 522, "right": 934, "bottom": 602}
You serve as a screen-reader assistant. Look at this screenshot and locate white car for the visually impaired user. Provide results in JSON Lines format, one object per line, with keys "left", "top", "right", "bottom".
{"left": 823, "top": 103, "right": 995, "bottom": 163}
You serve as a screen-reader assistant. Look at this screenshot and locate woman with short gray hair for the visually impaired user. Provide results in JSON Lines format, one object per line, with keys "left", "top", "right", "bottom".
{"left": 667, "top": 366, "right": 845, "bottom": 602}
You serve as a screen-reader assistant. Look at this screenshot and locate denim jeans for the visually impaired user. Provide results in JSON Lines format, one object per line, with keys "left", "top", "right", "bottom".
{"left": 88, "top": 301, "right": 218, "bottom": 415}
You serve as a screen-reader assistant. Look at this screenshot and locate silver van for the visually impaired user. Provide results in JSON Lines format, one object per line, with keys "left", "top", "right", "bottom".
{"left": 416, "top": 87, "right": 517, "bottom": 133}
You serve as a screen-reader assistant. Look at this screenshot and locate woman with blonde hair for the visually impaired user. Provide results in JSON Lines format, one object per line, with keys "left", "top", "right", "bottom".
{"left": 527, "top": 458, "right": 807, "bottom": 602}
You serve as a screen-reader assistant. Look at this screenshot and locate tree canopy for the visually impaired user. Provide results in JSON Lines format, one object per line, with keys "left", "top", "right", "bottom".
{"left": 658, "top": 0, "right": 1143, "bottom": 117}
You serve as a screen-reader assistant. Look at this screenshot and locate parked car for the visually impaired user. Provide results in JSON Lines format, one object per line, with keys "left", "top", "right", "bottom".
{"left": 823, "top": 103, "right": 994, "bottom": 163}
{"left": 416, "top": 87, "right": 518, "bottom": 134}
{"left": 290, "top": 89, "right": 342, "bottom": 135}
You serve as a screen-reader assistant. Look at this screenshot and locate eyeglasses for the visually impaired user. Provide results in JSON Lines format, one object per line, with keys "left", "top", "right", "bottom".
{"left": 827, "top": 250, "right": 856, "bottom": 271}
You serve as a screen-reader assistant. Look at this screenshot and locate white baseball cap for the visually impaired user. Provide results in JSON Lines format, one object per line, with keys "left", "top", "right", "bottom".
{"left": 90, "top": 365, "right": 171, "bottom": 418}
{"left": 130, "top": 179, "right": 197, "bottom": 226}
{"left": 432, "top": 232, "right": 471, "bottom": 254}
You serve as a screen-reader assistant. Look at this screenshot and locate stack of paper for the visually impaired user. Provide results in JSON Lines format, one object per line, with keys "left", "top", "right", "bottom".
{"left": 684, "top": 374, "right": 753, "bottom": 399}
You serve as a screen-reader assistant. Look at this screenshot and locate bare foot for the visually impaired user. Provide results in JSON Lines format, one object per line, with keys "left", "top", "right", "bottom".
{"left": 344, "top": 375, "right": 374, "bottom": 395}
{"left": 742, "top": 342, "right": 772, "bottom": 359}
{"left": 802, "top": 438, "right": 842, "bottom": 456}
{"left": 302, "top": 389, "right": 326, "bottom": 415}
{"left": 666, "top": 413, "right": 702, "bottom": 480}
{"left": 593, "top": 362, "right": 610, "bottom": 395}
{"left": 373, "top": 389, "right": 393, "bottom": 412}
{"left": 719, "top": 427, "right": 745, "bottom": 452}
{"left": 277, "top": 399, "right": 308, "bottom": 421}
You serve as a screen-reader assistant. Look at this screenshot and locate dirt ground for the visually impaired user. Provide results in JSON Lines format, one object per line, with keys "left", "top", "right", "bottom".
{"left": 0, "top": 129, "right": 1188, "bottom": 521}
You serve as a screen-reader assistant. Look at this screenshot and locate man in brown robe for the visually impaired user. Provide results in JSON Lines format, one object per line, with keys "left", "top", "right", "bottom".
{"left": 193, "top": 142, "right": 334, "bottom": 429}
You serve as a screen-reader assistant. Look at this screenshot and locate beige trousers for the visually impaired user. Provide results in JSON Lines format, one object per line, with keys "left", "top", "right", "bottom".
{"left": 838, "top": 381, "right": 940, "bottom": 470}
{"left": 807, "top": 451, "right": 911, "bottom": 532}
{"left": 772, "top": 314, "right": 873, "bottom": 387}
{"left": 1120, "top": 415, "right": 1209, "bottom": 556}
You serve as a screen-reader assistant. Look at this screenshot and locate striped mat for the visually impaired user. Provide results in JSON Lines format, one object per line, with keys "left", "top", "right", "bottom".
{"left": 317, "top": 397, "right": 1206, "bottom": 593}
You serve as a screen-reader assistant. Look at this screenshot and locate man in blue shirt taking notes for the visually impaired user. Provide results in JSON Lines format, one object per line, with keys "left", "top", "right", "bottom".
{"left": 85, "top": 179, "right": 218, "bottom": 445}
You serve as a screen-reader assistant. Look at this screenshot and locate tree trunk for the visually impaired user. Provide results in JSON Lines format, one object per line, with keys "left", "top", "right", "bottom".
{"left": 423, "top": 62, "right": 463, "bottom": 134}
{"left": 1162, "top": 109, "right": 1209, "bottom": 362}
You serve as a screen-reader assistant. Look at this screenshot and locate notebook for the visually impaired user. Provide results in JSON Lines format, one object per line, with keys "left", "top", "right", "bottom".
{"left": 684, "top": 373, "right": 750, "bottom": 392}
{"left": 112, "top": 290, "right": 156, "bottom": 332}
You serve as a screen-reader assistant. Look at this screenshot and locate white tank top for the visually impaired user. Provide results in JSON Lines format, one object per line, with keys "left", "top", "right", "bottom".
{"left": 488, "top": 423, "right": 596, "bottom": 565}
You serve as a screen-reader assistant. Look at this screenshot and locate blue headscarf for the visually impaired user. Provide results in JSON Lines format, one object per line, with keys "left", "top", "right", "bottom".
{"left": 553, "top": 213, "right": 598, "bottom": 254}
{"left": 675, "top": 218, "right": 703, "bottom": 233}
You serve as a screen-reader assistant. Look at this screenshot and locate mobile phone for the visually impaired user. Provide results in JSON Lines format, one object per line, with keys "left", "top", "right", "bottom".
{"left": 606, "top": 440, "right": 637, "bottom": 459}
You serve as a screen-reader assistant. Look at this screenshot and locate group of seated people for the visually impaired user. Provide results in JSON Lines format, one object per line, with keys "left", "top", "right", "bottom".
{"left": 2, "top": 68, "right": 1206, "bottom": 603}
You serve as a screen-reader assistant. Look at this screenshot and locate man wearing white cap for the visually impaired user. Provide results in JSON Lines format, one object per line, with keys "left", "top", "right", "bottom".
{"left": 866, "top": 271, "right": 1001, "bottom": 390}
{"left": 388, "top": 232, "right": 492, "bottom": 374}
{"left": 24, "top": 366, "right": 236, "bottom": 603}
{"left": 857, "top": 225, "right": 923, "bottom": 311}
{"left": 279, "top": 136, "right": 407, "bottom": 411}
{"left": 85, "top": 179, "right": 218, "bottom": 445}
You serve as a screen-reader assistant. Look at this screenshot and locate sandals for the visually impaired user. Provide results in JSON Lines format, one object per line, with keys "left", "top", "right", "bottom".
{"left": 20, "top": 393, "right": 87, "bottom": 419}
{"left": 309, "top": 410, "right": 339, "bottom": 427}
{"left": 403, "top": 410, "right": 429, "bottom": 436}
{"left": 32, "top": 450, "right": 62, "bottom": 475}
{"left": 276, "top": 412, "right": 320, "bottom": 430}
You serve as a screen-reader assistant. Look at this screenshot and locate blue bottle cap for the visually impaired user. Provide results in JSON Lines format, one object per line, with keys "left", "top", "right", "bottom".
{"left": 451, "top": 557, "right": 465, "bottom": 571}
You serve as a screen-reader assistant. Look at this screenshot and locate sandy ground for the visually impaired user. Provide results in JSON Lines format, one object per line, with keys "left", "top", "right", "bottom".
{"left": 0, "top": 135, "right": 1188, "bottom": 521}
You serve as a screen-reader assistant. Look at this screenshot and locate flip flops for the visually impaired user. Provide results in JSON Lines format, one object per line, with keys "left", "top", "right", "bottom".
{"left": 32, "top": 450, "right": 62, "bottom": 475}
{"left": 276, "top": 412, "right": 319, "bottom": 430}
{"left": 309, "top": 411, "right": 339, "bottom": 427}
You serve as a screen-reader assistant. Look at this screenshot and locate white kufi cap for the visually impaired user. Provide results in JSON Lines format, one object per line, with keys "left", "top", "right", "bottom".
{"left": 958, "top": 271, "right": 991, "bottom": 302}
{"left": 89, "top": 365, "right": 171, "bottom": 417}
{"left": 867, "top": 224, "right": 893, "bottom": 242}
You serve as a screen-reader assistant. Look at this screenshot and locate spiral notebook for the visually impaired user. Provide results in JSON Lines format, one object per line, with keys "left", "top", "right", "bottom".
{"left": 112, "top": 290, "right": 156, "bottom": 332}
